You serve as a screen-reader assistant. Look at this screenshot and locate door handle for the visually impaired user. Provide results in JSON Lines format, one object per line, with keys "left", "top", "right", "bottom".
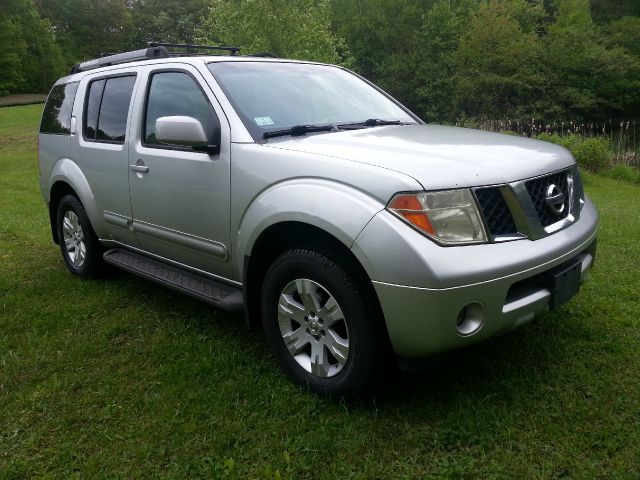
{"left": 129, "top": 164, "right": 149, "bottom": 173}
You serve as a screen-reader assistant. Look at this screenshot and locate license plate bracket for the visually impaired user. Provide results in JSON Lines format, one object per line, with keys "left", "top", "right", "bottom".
{"left": 547, "top": 257, "right": 582, "bottom": 310}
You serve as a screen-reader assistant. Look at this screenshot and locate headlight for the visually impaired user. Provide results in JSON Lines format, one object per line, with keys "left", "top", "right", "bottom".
{"left": 387, "top": 190, "right": 488, "bottom": 245}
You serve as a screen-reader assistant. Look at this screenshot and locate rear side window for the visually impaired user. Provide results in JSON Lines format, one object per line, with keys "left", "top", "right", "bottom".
{"left": 40, "top": 82, "right": 79, "bottom": 135}
{"left": 84, "top": 79, "right": 105, "bottom": 140}
{"left": 83, "top": 75, "right": 136, "bottom": 144}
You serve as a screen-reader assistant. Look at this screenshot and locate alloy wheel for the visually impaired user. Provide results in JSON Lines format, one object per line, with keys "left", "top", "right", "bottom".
{"left": 62, "top": 210, "right": 86, "bottom": 268}
{"left": 277, "top": 278, "right": 350, "bottom": 378}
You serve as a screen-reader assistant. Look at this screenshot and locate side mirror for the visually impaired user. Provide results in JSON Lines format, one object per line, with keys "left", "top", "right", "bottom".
{"left": 155, "top": 116, "right": 220, "bottom": 154}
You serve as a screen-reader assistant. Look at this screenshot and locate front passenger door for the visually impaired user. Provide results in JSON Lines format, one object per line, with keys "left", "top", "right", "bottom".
{"left": 128, "top": 66, "right": 232, "bottom": 279}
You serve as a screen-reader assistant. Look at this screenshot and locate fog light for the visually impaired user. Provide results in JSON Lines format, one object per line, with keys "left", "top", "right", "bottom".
{"left": 456, "top": 302, "right": 485, "bottom": 336}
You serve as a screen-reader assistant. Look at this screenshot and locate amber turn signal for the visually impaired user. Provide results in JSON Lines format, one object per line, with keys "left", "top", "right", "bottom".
{"left": 388, "top": 194, "right": 436, "bottom": 235}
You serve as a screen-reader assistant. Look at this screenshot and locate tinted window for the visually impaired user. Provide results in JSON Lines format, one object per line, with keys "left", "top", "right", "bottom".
{"left": 84, "top": 79, "right": 105, "bottom": 140}
{"left": 40, "top": 82, "right": 79, "bottom": 134}
{"left": 144, "top": 72, "right": 217, "bottom": 146}
{"left": 96, "top": 76, "right": 136, "bottom": 142}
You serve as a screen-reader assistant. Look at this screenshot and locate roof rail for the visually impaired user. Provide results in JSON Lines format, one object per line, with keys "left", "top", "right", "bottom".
{"left": 69, "top": 42, "right": 245, "bottom": 75}
{"left": 148, "top": 42, "right": 241, "bottom": 56}
{"left": 70, "top": 46, "right": 170, "bottom": 74}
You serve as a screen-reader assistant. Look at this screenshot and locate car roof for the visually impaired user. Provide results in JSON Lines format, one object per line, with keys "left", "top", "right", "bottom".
{"left": 56, "top": 55, "right": 328, "bottom": 85}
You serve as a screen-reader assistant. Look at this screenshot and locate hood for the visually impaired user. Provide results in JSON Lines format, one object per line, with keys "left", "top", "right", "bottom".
{"left": 265, "top": 124, "right": 575, "bottom": 190}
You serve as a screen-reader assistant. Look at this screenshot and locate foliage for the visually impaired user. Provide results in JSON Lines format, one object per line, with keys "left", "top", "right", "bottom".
{"left": 453, "top": 0, "right": 543, "bottom": 119}
{"left": 330, "top": 0, "right": 428, "bottom": 109}
{"left": 38, "top": 0, "right": 134, "bottom": 61}
{"left": 603, "top": 16, "right": 640, "bottom": 57}
{"left": 199, "top": 0, "right": 345, "bottom": 64}
{"left": 591, "top": 0, "right": 640, "bottom": 24}
{"left": 128, "top": 0, "right": 211, "bottom": 47}
{"left": 540, "top": 18, "right": 640, "bottom": 121}
{"left": 603, "top": 164, "right": 640, "bottom": 183}
{"left": 537, "top": 133, "right": 611, "bottom": 171}
{"left": 554, "top": 0, "right": 591, "bottom": 28}
{"left": 2, "top": 0, "right": 639, "bottom": 126}
{"left": 0, "top": 11, "right": 24, "bottom": 95}
{"left": 0, "top": 0, "right": 65, "bottom": 94}
{"left": 413, "top": 0, "right": 477, "bottom": 121}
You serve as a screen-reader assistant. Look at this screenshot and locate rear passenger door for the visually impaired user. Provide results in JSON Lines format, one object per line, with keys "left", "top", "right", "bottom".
{"left": 127, "top": 64, "right": 232, "bottom": 279}
{"left": 71, "top": 71, "right": 138, "bottom": 245}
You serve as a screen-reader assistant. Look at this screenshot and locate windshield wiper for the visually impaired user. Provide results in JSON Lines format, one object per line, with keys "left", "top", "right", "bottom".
{"left": 263, "top": 124, "right": 336, "bottom": 139}
{"left": 338, "top": 118, "right": 410, "bottom": 130}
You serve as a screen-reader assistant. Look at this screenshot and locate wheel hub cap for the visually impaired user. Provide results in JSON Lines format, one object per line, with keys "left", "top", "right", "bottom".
{"left": 308, "top": 317, "right": 320, "bottom": 335}
{"left": 277, "top": 278, "right": 350, "bottom": 378}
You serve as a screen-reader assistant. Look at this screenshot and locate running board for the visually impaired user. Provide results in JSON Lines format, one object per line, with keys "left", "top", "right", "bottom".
{"left": 103, "top": 249, "right": 243, "bottom": 313}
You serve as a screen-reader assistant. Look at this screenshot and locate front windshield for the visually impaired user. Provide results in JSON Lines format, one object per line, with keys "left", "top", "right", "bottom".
{"left": 207, "top": 61, "right": 416, "bottom": 140}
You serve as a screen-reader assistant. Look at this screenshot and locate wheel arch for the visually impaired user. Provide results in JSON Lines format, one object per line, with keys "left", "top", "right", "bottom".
{"left": 49, "top": 181, "right": 77, "bottom": 243}
{"left": 48, "top": 158, "right": 103, "bottom": 243}
{"left": 242, "top": 221, "right": 386, "bottom": 334}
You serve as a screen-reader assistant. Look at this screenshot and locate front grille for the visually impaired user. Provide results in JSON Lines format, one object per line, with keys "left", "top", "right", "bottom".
{"left": 525, "top": 170, "right": 570, "bottom": 227}
{"left": 474, "top": 187, "right": 518, "bottom": 238}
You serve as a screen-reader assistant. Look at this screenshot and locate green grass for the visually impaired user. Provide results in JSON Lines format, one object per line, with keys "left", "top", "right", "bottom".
{"left": 1, "top": 104, "right": 639, "bottom": 478}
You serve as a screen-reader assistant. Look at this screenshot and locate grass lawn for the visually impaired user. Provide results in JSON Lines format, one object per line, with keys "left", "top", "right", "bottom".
{"left": 1, "top": 104, "right": 639, "bottom": 479}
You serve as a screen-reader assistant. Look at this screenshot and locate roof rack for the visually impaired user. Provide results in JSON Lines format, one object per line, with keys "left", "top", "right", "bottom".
{"left": 69, "top": 42, "right": 243, "bottom": 74}
{"left": 148, "top": 42, "right": 241, "bottom": 56}
{"left": 70, "top": 46, "right": 170, "bottom": 74}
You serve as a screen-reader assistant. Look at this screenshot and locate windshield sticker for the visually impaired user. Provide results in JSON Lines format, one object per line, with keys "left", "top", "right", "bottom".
{"left": 254, "top": 116, "right": 275, "bottom": 126}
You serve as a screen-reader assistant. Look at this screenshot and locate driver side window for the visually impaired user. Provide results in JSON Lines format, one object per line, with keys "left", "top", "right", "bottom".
{"left": 144, "top": 71, "right": 218, "bottom": 147}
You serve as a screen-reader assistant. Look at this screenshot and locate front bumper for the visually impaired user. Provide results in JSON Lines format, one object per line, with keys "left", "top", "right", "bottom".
{"left": 351, "top": 198, "right": 598, "bottom": 358}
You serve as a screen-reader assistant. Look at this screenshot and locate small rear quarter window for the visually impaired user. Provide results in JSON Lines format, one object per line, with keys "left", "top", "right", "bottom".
{"left": 40, "top": 82, "right": 79, "bottom": 135}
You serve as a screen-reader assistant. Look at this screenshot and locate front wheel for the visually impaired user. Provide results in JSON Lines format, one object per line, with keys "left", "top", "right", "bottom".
{"left": 261, "top": 249, "right": 387, "bottom": 397}
{"left": 56, "top": 195, "right": 103, "bottom": 278}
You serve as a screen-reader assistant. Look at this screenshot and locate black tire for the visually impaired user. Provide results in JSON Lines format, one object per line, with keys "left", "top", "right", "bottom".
{"left": 56, "top": 194, "right": 103, "bottom": 278}
{"left": 261, "top": 248, "right": 388, "bottom": 397}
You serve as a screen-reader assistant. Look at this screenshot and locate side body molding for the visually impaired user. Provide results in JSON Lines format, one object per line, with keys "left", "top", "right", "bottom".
{"left": 233, "top": 178, "right": 385, "bottom": 279}
{"left": 49, "top": 157, "right": 106, "bottom": 238}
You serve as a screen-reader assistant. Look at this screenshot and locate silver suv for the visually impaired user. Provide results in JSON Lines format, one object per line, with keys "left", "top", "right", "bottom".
{"left": 39, "top": 44, "right": 598, "bottom": 396}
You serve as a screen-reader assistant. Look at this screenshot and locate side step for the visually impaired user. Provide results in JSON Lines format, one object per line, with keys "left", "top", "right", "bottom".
{"left": 103, "top": 249, "right": 243, "bottom": 313}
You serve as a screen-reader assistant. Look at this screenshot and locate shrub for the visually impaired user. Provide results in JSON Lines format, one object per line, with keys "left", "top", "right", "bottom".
{"left": 604, "top": 164, "right": 640, "bottom": 183}
{"left": 536, "top": 133, "right": 611, "bottom": 172}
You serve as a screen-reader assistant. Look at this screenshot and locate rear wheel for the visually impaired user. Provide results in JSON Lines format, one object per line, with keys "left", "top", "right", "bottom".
{"left": 261, "top": 248, "right": 387, "bottom": 397}
{"left": 56, "top": 195, "right": 103, "bottom": 278}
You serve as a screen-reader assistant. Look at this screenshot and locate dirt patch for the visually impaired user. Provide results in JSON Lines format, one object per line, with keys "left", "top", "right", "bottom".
{"left": 0, "top": 94, "right": 47, "bottom": 107}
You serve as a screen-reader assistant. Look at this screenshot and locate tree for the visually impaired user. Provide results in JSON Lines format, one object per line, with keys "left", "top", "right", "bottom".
{"left": 0, "top": 8, "right": 25, "bottom": 94}
{"left": 555, "top": 0, "right": 591, "bottom": 28}
{"left": 414, "top": 0, "right": 476, "bottom": 121}
{"left": 128, "top": 0, "right": 210, "bottom": 47}
{"left": 38, "top": 0, "right": 133, "bottom": 61}
{"left": 603, "top": 16, "right": 640, "bottom": 57}
{"left": 453, "top": 0, "right": 544, "bottom": 119}
{"left": 539, "top": 15, "right": 640, "bottom": 121}
{"left": 591, "top": 0, "right": 640, "bottom": 24}
{"left": 0, "top": 0, "right": 64, "bottom": 93}
{"left": 199, "top": 0, "right": 345, "bottom": 64}
{"left": 330, "top": 0, "right": 430, "bottom": 114}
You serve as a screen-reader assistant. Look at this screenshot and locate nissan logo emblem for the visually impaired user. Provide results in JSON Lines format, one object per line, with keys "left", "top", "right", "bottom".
{"left": 545, "top": 184, "right": 566, "bottom": 216}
